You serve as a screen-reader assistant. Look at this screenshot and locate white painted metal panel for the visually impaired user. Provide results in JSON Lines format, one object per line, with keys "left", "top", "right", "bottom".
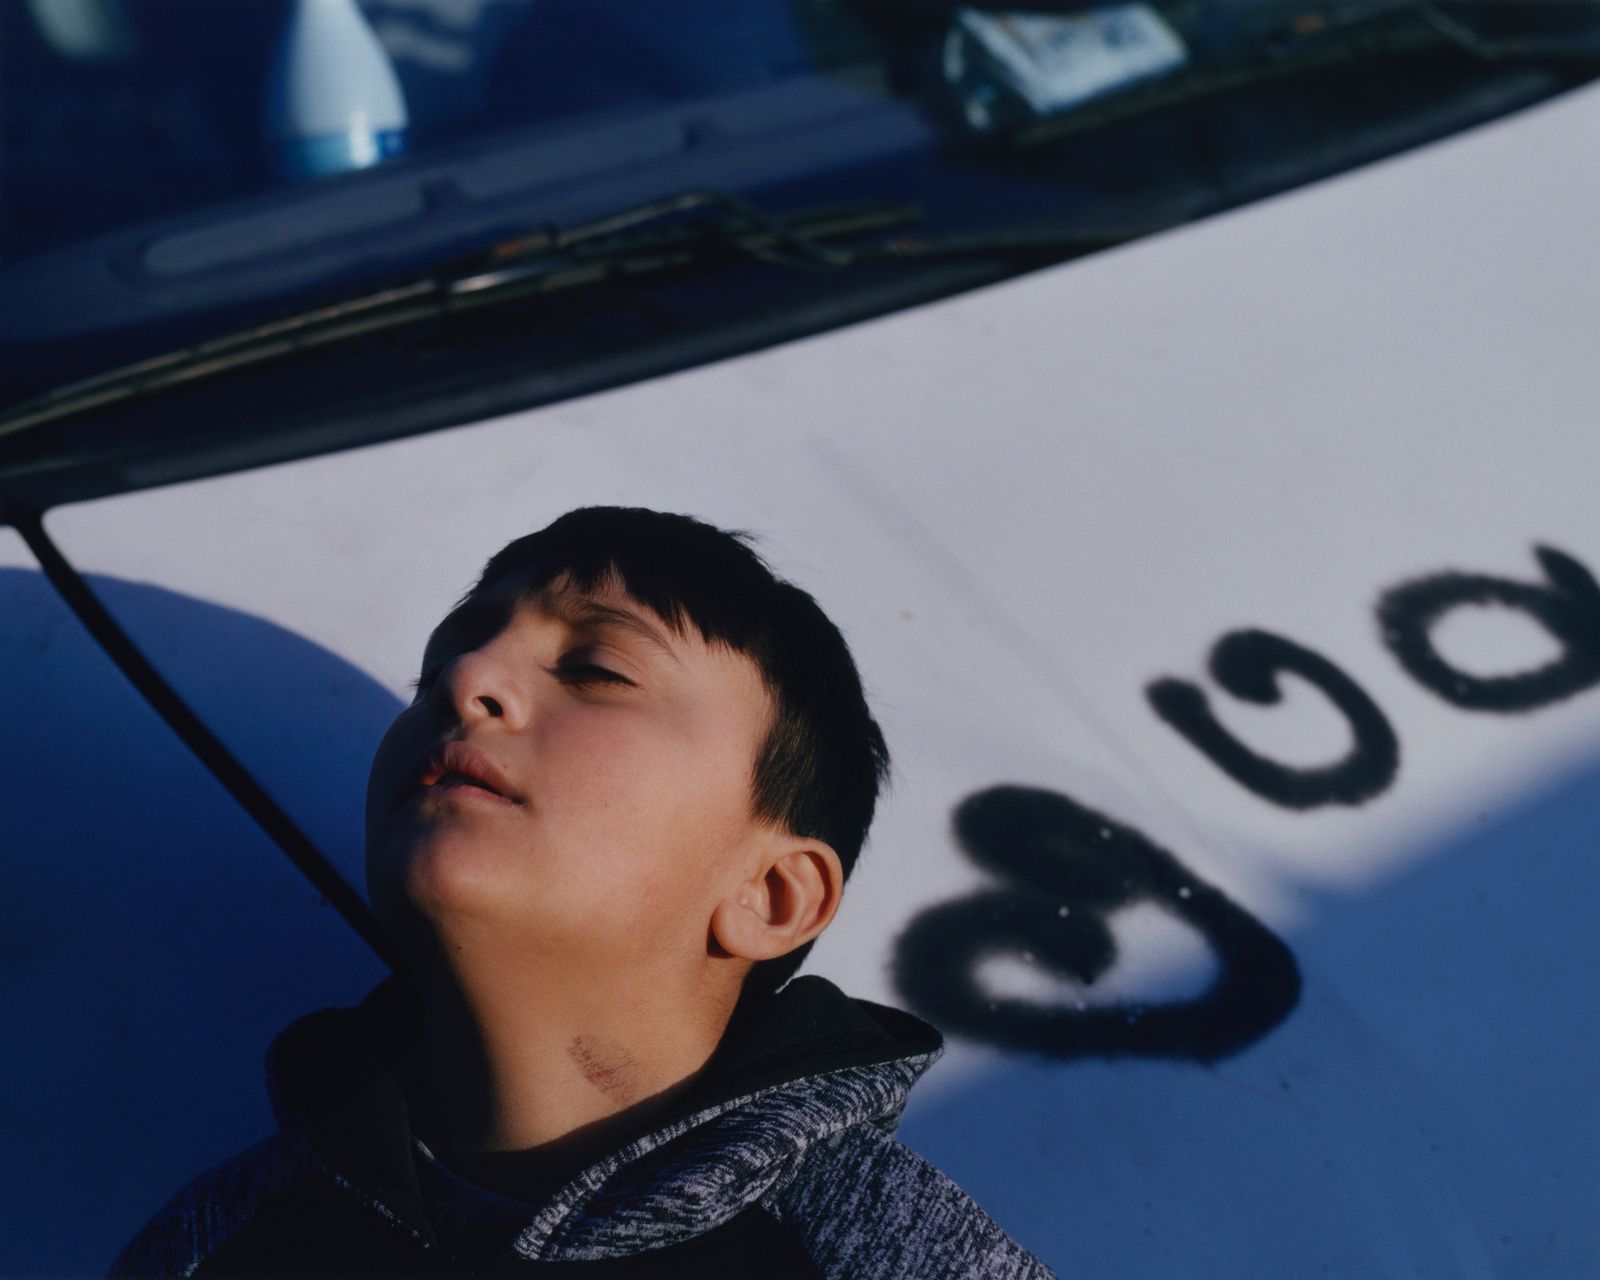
{"left": 46, "top": 84, "right": 1600, "bottom": 1277}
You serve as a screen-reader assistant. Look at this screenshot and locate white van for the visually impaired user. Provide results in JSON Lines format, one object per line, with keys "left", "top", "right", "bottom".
{"left": 3, "top": 3, "right": 1597, "bottom": 1274}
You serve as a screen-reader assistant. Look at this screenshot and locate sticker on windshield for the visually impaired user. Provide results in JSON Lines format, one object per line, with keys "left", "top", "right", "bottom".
{"left": 944, "top": 4, "right": 1188, "bottom": 134}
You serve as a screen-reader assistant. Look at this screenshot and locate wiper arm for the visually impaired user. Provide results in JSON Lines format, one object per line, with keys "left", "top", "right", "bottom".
{"left": 461, "top": 188, "right": 864, "bottom": 277}
{"left": 0, "top": 193, "right": 919, "bottom": 442}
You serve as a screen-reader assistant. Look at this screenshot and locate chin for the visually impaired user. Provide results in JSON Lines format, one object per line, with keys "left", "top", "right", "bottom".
{"left": 397, "top": 829, "right": 574, "bottom": 949}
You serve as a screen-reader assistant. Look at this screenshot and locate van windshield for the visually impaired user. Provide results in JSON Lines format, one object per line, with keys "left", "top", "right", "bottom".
{"left": 3, "top": 0, "right": 1597, "bottom": 502}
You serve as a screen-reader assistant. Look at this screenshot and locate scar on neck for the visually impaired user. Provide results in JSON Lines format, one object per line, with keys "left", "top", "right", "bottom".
{"left": 567, "top": 1035, "right": 636, "bottom": 1098}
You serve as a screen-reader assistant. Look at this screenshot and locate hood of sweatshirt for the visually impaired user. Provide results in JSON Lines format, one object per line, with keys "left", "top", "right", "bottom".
{"left": 263, "top": 974, "right": 944, "bottom": 1263}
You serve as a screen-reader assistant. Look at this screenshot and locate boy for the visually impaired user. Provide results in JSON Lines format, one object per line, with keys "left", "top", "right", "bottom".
{"left": 111, "top": 506, "right": 1056, "bottom": 1278}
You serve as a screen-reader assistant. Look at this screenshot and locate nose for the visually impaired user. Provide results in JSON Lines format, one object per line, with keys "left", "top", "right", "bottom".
{"left": 431, "top": 637, "right": 530, "bottom": 728}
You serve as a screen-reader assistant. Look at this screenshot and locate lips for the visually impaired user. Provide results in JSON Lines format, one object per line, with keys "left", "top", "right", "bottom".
{"left": 407, "top": 740, "right": 523, "bottom": 806}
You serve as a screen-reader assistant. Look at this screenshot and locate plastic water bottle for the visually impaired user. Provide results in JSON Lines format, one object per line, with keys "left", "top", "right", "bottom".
{"left": 267, "top": 0, "right": 409, "bottom": 180}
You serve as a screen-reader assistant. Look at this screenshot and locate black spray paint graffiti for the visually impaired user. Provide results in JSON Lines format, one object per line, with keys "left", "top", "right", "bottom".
{"left": 1146, "top": 544, "right": 1600, "bottom": 810}
{"left": 893, "top": 786, "right": 1300, "bottom": 1062}
{"left": 1146, "top": 629, "right": 1400, "bottom": 810}
{"left": 896, "top": 543, "right": 1600, "bottom": 1060}
{"left": 1378, "top": 545, "right": 1600, "bottom": 712}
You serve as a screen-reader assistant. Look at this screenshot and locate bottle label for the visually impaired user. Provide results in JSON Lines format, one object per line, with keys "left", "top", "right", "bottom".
{"left": 280, "top": 127, "right": 408, "bottom": 180}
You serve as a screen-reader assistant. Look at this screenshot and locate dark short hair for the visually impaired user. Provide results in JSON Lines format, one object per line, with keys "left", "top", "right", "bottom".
{"left": 461, "top": 506, "right": 890, "bottom": 996}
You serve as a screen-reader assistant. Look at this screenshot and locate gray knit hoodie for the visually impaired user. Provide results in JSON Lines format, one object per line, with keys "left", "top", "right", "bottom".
{"left": 110, "top": 974, "right": 1057, "bottom": 1278}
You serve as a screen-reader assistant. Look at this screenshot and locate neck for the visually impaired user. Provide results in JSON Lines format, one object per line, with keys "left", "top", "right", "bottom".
{"left": 392, "top": 943, "right": 741, "bottom": 1201}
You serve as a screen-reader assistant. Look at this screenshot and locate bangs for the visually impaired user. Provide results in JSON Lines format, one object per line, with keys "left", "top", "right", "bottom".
{"left": 469, "top": 507, "right": 776, "bottom": 656}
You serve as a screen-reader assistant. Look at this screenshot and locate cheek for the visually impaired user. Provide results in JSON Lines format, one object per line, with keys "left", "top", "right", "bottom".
{"left": 538, "top": 715, "right": 747, "bottom": 888}
{"left": 365, "top": 708, "right": 420, "bottom": 828}
{"left": 363, "top": 709, "right": 424, "bottom": 911}
{"left": 622, "top": 748, "right": 760, "bottom": 897}
{"left": 597, "top": 720, "right": 730, "bottom": 817}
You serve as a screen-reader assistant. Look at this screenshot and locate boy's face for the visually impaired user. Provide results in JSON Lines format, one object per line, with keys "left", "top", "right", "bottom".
{"left": 364, "top": 570, "right": 777, "bottom": 981}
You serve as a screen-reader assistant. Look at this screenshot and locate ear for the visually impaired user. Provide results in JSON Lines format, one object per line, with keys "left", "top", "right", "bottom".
{"left": 710, "top": 835, "right": 845, "bottom": 963}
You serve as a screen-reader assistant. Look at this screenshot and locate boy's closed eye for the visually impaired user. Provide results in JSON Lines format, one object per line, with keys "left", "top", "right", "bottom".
{"left": 556, "top": 659, "right": 637, "bottom": 688}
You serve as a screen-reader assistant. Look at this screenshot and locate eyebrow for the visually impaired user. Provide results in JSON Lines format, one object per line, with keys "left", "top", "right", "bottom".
{"left": 554, "top": 596, "right": 683, "bottom": 665}
{"left": 420, "top": 584, "right": 684, "bottom": 672}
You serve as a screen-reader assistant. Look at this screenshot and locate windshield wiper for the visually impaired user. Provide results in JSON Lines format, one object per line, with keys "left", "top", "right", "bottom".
{"left": 0, "top": 193, "right": 921, "bottom": 442}
{"left": 0, "top": 182, "right": 1173, "bottom": 449}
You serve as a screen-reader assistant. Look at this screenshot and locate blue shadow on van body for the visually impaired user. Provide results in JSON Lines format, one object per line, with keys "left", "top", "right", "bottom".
{"left": 0, "top": 568, "right": 397, "bottom": 1276}
{"left": 84, "top": 571, "right": 409, "bottom": 894}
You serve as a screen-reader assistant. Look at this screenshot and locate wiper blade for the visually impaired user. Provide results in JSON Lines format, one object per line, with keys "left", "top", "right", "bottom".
{"left": 0, "top": 193, "right": 919, "bottom": 442}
